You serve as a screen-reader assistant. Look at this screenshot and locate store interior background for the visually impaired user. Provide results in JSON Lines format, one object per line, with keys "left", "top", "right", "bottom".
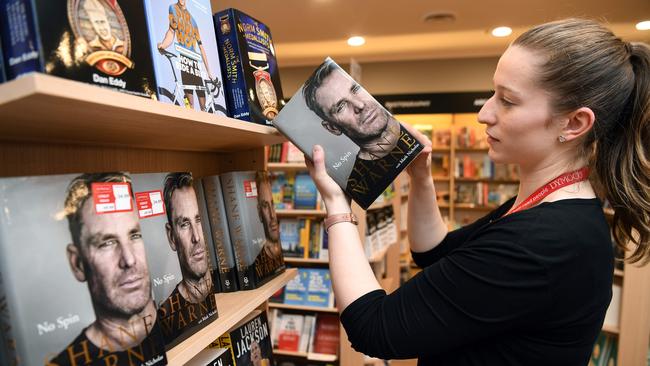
{"left": 213, "top": 0, "right": 649, "bottom": 95}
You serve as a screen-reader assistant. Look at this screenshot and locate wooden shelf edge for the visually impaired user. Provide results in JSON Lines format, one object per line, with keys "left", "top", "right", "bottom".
{"left": 166, "top": 268, "right": 298, "bottom": 365}
{"left": 368, "top": 199, "right": 394, "bottom": 211}
{"left": 269, "top": 303, "right": 339, "bottom": 314}
{"left": 284, "top": 257, "right": 329, "bottom": 265}
{"left": 368, "top": 242, "right": 396, "bottom": 263}
{"left": 267, "top": 162, "right": 308, "bottom": 170}
{"left": 273, "top": 350, "right": 338, "bottom": 362}
{"left": 276, "top": 209, "right": 327, "bottom": 217}
{"left": 0, "top": 73, "right": 285, "bottom": 152}
{"left": 274, "top": 349, "right": 309, "bottom": 358}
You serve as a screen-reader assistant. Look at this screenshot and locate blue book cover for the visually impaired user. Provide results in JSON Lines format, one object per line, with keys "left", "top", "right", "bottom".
{"left": 0, "top": 38, "right": 6, "bottom": 83}
{"left": 293, "top": 173, "right": 318, "bottom": 209}
{"left": 304, "top": 269, "right": 334, "bottom": 308}
{"left": 0, "top": 0, "right": 157, "bottom": 97}
{"left": 144, "top": 0, "right": 228, "bottom": 115}
{"left": 214, "top": 8, "right": 284, "bottom": 125}
{"left": 283, "top": 269, "right": 308, "bottom": 306}
{"left": 280, "top": 218, "right": 302, "bottom": 258}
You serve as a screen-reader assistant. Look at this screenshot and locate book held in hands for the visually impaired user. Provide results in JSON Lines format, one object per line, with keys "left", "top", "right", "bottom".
{"left": 273, "top": 58, "right": 424, "bottom": 209}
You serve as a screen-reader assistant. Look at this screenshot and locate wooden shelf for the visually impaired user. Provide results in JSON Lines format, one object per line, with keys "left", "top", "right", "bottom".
{"left": 455, "top": 177, "right": 518, "bottom": 184}
{"left": 454, "top": 204, "right": 497, "bottom": 211}
{"left": 277, "top": 209, "right": 327, "bottom": 217}
{"left": 368, "top": 242, "right": 396, "bottom": 263}
{"left": 274, "top": 350, "right": 338, "bottom": 362}
{"left": 269, "top": 303, "right": 339, "bottom": 314}
{"left": 614, "top": 268, "right": 624, "bottom": 278}
{"left": 284, "top": 257, "right": 329, "bottom": 265}
{"left": 455, "top": 147, "right": 489, "bottom": 153}
{"left": 166, "top": 269, "right": 297, "bottom": 365}
{"left": 368, "top": 199, "right": 394, "bottom": 210}
{"left": 430, "top": 147, "right": 451, "bottom": 153}
{"left": 0, "top": 73, "right": 284, "bottom": 152}
{"left": 602, "top": 323, "right": 620, "bottom": 335}
{"left": 267, "top": 162, "right": 308, "bottom": 170}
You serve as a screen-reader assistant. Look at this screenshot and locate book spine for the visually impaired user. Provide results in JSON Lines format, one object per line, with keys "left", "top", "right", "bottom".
{"left": 0, "top": 0, "right": 43, "bottom": 80}
{"left": 214, "top": 9, "right": 251, "bottom": 122}
{"left": 202, "top": 176, "right": 239, "bottom": 292}
{"left": 219, "top": 172, "right": 256, "bottom": 290}
{"left": 193, "top": 179, "right": 222, "bottom": 293}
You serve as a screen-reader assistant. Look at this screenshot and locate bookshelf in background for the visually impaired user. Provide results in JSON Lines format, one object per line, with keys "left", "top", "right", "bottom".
{"left": 266, "top": 153, "right": 401, "bottom": 366}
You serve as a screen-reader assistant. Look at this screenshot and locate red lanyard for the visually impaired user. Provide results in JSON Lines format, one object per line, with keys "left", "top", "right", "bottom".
{"left": 504, "top": 167, "right": 590, "bottom": 217}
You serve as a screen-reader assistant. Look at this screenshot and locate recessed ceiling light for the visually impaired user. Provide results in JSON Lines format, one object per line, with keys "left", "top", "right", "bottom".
{"left": 347, "top": 36, "right": 366, "bottom": 47}
{"left": 636, "top": 21, "right": 650, "bottom": 31}
{"left": 491, "top": 26, "right": 512, "bottom": 37}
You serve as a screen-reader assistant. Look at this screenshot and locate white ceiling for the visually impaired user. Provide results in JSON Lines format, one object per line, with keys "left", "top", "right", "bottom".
{"left": 210, "top": 0, "right": 650, "bottom": 66}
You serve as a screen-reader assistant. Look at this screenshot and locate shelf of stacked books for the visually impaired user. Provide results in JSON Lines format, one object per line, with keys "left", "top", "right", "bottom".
{"left": 0, "top": 74, "right": 284, "bottom": 152}
{"left": 167, "top": 268, "right": 297, "bottom": 365}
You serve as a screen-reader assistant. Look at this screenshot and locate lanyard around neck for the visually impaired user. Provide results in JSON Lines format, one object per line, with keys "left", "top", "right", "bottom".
{"left": 504, "top": 167, "right": 590, "bottom": 217}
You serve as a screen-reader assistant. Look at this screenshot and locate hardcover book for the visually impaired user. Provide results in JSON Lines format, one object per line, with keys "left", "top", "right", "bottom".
{"left": 201, "top": 175, "right": 239, "bottom": 292}
{"left": 217, "top": 310, "right": 274, "bottom": 366}
{"left": 219, "top": 171, "right": 286, "bottom": 290}
{"left": 273, "top": 58, "right": 424, "bottom": 209}
{"left": 0, "top": 172, "right": 166, "bottom": 366}
{"left": 144, "top": 0, "right": 228, "bottom": 115}
{"left": 214, "top": 8, "right": 284, "bottom": 125}
{"left": 304, "top": 269, "right": 334, "bottom": 308}
{"left": 0, "top": 0, "right": 156, "bottom": 98}
{"left": 132, "top": 172, "right": 219, "bottom": 350}
{"left": 186, "top": 346, "right": 235, "bottom": 366}
{"left": 0, "top": 38, "right": 5, "bottom": 83}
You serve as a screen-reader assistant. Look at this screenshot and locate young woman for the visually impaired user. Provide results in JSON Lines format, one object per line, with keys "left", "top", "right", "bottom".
{"left": 305, "top": 18, "right": 650, "bottom": 365}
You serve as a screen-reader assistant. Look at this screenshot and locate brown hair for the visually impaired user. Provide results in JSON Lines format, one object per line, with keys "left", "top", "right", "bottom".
{"left": 514, "top": 18, "right": 650, "bottom": 263}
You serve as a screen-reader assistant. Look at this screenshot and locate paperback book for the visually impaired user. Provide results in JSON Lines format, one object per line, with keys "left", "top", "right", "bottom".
{"left": 132, "top": 172, "right": 219, "bottom": 350}
{"left": 0, "top": 0, "right": 156, "bottom": 98}
{"left": 0, "top": 172, "right": 166, "bottom": 365}
{"left": 219, "top": 171, "right": 286, "bottom": 290}
{"left": 214, "top": 8, "right": 284, "bottom": 125}
{"left": 273, "top": 58, "right": 424, "bottom": 209}
{"left": 144, "top": 0, "right": 228, "bottom": 114}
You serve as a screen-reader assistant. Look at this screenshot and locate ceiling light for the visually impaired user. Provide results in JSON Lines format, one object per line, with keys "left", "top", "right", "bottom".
{"left": 491, "top": 26, "right": 512, "bottom": 37}
{"left": 636, "top": 21, "right": 650, "bottom": 31}
{"left": 347, "top": 36, "right": 366, "bottom": 47}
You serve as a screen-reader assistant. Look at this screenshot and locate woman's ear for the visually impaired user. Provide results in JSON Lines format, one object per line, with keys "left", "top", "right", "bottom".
{"left": 560, "top": 107, "right": 595, "bottom": 142}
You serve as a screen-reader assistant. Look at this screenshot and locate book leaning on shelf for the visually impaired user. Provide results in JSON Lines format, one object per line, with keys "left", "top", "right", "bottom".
{"left": 0, "top": 172, "right": 167, "bottom": 365}
{"left": 218, "top": 171, "right": 286, "bottom": 290}
{"left": 273, "top": 57, "right": 424, "bottom": 210}
{"left": 131, "top": 172, "right": 220, "bottom": 350}
{"left": 214, "top": 310, "right": 274, "bottom": 366}
{"left": 143, "top": 0, "right": 229, "bottom": 115}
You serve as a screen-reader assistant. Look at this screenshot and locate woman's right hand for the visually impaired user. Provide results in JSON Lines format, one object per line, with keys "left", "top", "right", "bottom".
{"left": 402, "top": 122, "right": 433, "bottom": 183}
{"left": 305, "top": 145, "right": 352, "bottom": 214}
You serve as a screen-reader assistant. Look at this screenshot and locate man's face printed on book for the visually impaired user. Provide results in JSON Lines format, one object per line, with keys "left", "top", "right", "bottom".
{"left": 77, "top": 199, "right": 152, "bottom": 317}
{"left": 169, "top": 186, "right": 209, "bottom": 281}
{"left": 316, "top": 69, "right": 391, "bottom": 141}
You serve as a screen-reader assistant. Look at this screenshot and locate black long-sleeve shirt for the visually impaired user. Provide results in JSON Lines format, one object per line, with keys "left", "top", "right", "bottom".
{"left": 340, "top": 197, "right": 613, "bottom": 366}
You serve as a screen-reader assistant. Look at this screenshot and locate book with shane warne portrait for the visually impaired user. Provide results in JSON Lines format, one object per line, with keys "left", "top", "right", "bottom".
{"left": 273, "top": 58, "right": 424, "bottom": 210}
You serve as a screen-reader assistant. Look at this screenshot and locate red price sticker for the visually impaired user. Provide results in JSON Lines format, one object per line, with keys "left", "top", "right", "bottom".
{"left": 91, "top": 182, "right": 133, "bottom": 214}
{"left": 244, "top": 180, "right": 258, "bottom": 198}
{"left": 135, "top": 190, "right": 166, "bottom": 219}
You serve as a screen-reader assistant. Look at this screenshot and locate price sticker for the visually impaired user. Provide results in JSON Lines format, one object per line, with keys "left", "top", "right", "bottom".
{"left": 135, "top": 190, "right": 166, "bottom": 219}
{"left": 92, "top": 182, "right": 133, "bottom": 214}
{"left": 244, "top": 180, "right": 258, "bottom": 198}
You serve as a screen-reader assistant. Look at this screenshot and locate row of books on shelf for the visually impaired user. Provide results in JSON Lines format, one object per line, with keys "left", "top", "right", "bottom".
{"left": 268, "top": 142, "right": 307, "bottom": 163}
{"left": 272, "top": 172, "right": 323, "bottom": 210}
{"left": 413, "top": 125, "right": 488, "bottom": 150}
{"left": 1, "top": 3, "right": 283, "bottom": 126}
{"left": 270, "top": 310, "right": 340, "bottom": 357}
{"left": 271, "top": 268, "right": 335, "bottom": 309}
{"left": 454, "top": 183, "right": 519, "bottom": 207}
{"left": 589, "top": 332, "right": 618, "bottom": 366}
{"left": 189, "top": 310, "right": 275, "bottom": 366}
{"left": 281, "top": 218, "right": 329, "bottom": 260}
{"left": 0, "top": 169, "right": 286, "bottom": 364}
{"left": 365, "top": 206, "right": 398, "bottom": 260}
{"left": 454, "top": 156, "right": 519, "bottom": 180}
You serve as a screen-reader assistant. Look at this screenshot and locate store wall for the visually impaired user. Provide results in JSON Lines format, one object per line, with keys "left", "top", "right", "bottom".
{"left": 279, "top": 56, "right": 499, "bottom": 97}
